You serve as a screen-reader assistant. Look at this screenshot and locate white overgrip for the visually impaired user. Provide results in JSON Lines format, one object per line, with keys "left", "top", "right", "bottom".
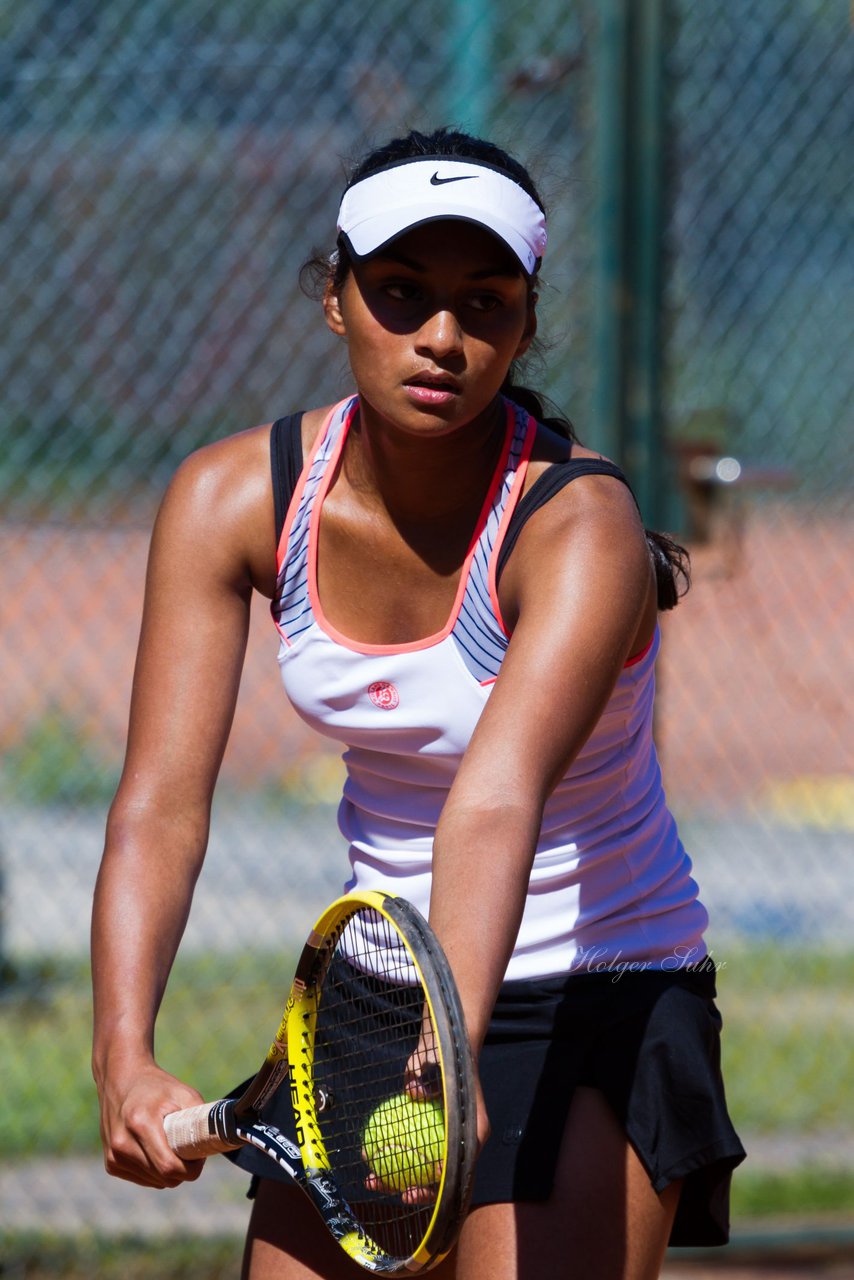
{"left": 164, "top": 1101, "right": 240, "bottom": 1157}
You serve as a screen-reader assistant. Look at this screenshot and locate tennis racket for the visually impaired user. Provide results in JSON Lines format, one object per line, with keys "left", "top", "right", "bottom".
{"left": 164, "top": 890, "right": 476, "bottom": 1274}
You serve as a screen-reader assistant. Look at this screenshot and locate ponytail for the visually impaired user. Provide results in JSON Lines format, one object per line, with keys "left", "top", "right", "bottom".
{"left": 645, "top": 528, "right": 691, "bottom": 610}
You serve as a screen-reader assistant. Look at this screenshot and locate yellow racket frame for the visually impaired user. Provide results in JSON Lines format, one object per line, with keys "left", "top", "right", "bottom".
{"left": 287, "top": 891, "right": 454, "bottom": 1271}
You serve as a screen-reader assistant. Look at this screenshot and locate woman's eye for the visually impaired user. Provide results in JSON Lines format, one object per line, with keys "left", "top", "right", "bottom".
{"left": 385, "top": 281, "right": 420, "bottom": 301}
{"left": 468, "top": 293, "right": 502, "bottom": 312}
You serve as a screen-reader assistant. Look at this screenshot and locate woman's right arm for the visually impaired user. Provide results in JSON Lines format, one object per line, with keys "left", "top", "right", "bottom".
{"left": 91, "top": 427, "right": 274, "bottom": 1188}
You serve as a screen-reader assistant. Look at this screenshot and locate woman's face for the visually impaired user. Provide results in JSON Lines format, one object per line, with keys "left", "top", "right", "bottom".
{"left": 324, "top": 220, "right": 536, "bottom": 439}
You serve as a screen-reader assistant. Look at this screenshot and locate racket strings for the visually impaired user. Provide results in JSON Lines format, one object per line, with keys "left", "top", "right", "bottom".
{"left": 310, "top": 909, "right": 445, "bottom": 1257}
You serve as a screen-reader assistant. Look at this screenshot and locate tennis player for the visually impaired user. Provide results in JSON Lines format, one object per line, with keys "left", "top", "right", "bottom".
{"left": 92, "top": 127, "right": 745, "bottom": 1278}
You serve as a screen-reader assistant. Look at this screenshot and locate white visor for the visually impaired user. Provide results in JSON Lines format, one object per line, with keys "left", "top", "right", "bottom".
{"left": 337, "top": 158, "right": 547, "bottom": 276}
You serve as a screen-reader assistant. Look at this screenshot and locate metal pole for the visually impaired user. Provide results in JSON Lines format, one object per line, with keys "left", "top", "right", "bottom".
{"left": 447, "top": 0, "right": 494, "bottom": 135}
{"left": 625, "top": 0, "right": 667, "bottom": 524}
{"left": 591, "top": 0, "right": 628, "bottom": 462}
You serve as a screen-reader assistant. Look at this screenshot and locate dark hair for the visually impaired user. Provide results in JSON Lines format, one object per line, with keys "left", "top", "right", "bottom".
{"left": 301, "top": 126, "right": 689, "bottom": 608}
{"left": 345, "top": 126, "right": 546, "bottom": 206}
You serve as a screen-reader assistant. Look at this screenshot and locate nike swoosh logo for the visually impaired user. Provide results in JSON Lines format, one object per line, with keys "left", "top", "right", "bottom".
{"left": 430, "top": 172, "right": 478, "bottom": 186}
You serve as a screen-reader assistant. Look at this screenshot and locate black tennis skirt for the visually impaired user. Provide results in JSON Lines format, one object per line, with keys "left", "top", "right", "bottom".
{"left": 225, "top": 956, "right": 745, "bottom": 1247}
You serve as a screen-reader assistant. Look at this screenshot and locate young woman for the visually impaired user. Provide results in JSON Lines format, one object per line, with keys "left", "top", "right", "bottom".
{"left": 92, "top": 127, "right": 744, "bottom": 1279}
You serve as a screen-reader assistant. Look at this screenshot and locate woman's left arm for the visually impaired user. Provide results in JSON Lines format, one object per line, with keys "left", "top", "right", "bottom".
{"left": 429, "top": 474, "right": 656, "bottom": 1065}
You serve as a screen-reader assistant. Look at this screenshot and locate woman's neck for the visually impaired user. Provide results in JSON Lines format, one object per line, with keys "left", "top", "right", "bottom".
{"left": 341, "top": 395, "right": 508, "bottom": 527}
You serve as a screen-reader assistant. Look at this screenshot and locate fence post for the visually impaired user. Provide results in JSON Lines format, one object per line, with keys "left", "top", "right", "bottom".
{"left": 591, "top": 0, "right": 669, "bottom": 527}
{"left": 591, "top": 0, "right": 628, "bottom": 466}
{"left": 447, "top": 0, "right": 495, "bottom": 135}
{"left": 625, "top": 0, "right": 668, "bottom": 527}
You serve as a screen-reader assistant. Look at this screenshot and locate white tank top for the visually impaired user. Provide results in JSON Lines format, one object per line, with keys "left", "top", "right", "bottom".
{"left": 272, "top": 397, "right": 708, "bottom": 980}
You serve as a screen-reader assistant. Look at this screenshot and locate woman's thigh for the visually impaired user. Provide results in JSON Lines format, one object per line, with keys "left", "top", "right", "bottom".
{"left": 242, "top": 1179, "right": 367, "bottom": 1280}
{"left": 454, "top": 1086, "right": 681, "bottom": 1280}
{"left": 241, "top": 1181, "right": 461, "bottom": 1280}
{"left": 242, "top": 1086, "right": 680, "bottom": 1280}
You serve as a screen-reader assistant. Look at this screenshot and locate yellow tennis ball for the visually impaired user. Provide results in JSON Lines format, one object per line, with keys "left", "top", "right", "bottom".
{"left": 363, "top": 1095, "right": 445, "bottom": 1192}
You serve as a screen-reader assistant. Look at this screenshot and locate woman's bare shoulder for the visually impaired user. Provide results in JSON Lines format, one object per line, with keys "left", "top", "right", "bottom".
{"left": 156, "top": 407, "right": 337, "bottom": 596}
{"left": 172, "top": 420, "right": 270, "bottom": 476}
{"left": 523, "top": 420, "right": 619, "bottom": 494}
{"left": 168, "top": 403, "right": 334, "bottom": 510}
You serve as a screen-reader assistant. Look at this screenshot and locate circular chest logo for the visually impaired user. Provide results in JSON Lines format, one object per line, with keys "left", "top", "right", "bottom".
{"left": 368, "top": 681, "right": 400, "bottom": 710}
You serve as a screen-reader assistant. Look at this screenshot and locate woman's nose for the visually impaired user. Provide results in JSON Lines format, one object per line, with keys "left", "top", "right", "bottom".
{"left": 415, "top": 308, "right": 464, "bottom": 359}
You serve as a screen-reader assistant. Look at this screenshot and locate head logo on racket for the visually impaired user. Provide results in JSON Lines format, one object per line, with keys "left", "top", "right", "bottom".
{"left": 368, "top": 681, "right": 400, "bottom": 710}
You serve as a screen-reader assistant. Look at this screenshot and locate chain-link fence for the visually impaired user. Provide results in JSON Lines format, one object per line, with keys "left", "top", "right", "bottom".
{"left": 654, "top": 0, "right": 854, "bottom": 1246}
{"left": 2, "top": 0, "right": 852, "bottom": 1264}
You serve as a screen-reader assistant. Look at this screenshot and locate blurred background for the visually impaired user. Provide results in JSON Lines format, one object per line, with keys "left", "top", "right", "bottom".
{"left": 1, "top": 0, "right": 852, "bottom": 1275}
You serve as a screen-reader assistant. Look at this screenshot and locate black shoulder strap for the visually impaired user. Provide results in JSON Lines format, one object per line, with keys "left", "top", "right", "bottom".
{"left": 270, "top": 412, "right": 305, "bottom": 544}
{"left": 496, "top": 457, "right": 636, "bottom": 583}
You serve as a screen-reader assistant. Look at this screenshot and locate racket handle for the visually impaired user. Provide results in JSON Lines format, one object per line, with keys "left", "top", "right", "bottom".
{"left": 164, "top": 1101, "right": 241, "bottom": 1158}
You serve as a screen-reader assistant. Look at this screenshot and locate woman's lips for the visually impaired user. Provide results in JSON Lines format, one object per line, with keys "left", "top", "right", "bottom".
{"left": 403, "top": 378, "right": 460, "bottom": 407}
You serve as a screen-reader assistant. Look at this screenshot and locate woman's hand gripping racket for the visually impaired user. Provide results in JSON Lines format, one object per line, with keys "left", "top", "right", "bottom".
{"left": 164, "top": 890, "right": 476, "bottom": 1274}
